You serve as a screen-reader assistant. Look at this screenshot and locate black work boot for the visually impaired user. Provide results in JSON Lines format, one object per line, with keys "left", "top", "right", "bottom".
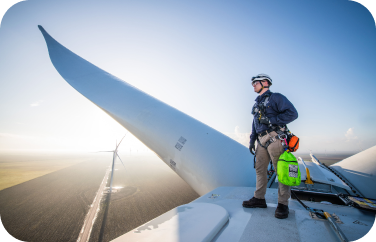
{"left": 242, "top": 197, "right": 267, "bottom": 208}
{"left": 275, "top": 203, "right": 289, "bottom": 219}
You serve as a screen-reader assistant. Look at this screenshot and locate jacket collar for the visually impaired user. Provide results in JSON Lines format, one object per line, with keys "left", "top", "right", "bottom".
{"left": 255, "top": 90, "right": 272, "bottom": 102}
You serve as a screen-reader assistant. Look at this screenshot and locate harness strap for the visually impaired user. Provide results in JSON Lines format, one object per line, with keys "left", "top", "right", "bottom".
{"left": 259, "top": 125, "right": 286, "bottom": 137}
{"left": 257, "top": 134, "right": 279, "bottom": 149}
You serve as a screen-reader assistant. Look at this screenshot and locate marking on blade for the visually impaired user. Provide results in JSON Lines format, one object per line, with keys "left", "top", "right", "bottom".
{"left": 178, "top": 136, "right": 187, "bottom": 145}
{"left": 175, "top": 143, "right": 183, "bottom": 151}
{"left": 170, "top": 159, "right": 176, "bottom": 170}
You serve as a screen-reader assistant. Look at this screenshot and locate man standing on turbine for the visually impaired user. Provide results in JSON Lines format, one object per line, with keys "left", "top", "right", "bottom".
{"left": 242, "top": 74, "right": 298, "bottom": 219}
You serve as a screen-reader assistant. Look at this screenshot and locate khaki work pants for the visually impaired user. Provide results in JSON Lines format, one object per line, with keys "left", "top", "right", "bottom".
{"left": 254, "top": 131, "right": 291, "bottom": 206}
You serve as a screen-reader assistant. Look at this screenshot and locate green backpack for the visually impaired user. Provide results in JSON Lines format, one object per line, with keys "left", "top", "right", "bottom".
{"left": 277, "top": 151, "right": 301, "bottom": 186}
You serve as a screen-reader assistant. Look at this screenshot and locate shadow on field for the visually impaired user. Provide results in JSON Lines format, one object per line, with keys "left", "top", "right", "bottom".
{"left": 88, "top": 154, "right": 199, "bottom": 242}
{"left": 98, "top": 192, "right": 111, "bottom": 242}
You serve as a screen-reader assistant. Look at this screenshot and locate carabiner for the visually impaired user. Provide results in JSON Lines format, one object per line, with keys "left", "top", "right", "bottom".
{"left": 278, "top": 134, "right": 287, "bottom": 140}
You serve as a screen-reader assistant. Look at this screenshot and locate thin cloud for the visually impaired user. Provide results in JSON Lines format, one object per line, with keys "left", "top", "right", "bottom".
{"left": 30, "top": 100, "right": 44, "bottom": 107}
{"left": 224, "top": 126, "right": 251, "bottom": 147}
{"left": 345, "top": 128, "right": 358, "bottom": 142}
{"left": 0, "top": 133, "right": 35, "bottom": 139}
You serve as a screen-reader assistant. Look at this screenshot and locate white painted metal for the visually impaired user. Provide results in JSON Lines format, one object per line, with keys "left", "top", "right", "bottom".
{"left": 112, "top": 203, "right": 229, "bottom": 242}
{"left": 115, "top": 187, "right": 375, "bottom": 242}
{"left": 331, "top": 145, "right": 376, "bottom": 199}
{"left": 38, "top": 26, "right": 256, "bottom": 196}
{"left": 310, "top": 153, "right": 322, "bottom": 166}
{"left": 297, "top": 158, "right": 351, "bottom": 191}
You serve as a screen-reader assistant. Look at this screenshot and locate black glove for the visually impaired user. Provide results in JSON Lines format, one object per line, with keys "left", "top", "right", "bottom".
{"left": 249, "top": 141, "right": 256, "bottom": 155}
{"left": 259, "top": 115, "right": 270, "bottom": 125}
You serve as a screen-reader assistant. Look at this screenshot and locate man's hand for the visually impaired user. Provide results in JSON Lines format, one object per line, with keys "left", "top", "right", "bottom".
{"left": 249, "top": 142, "right": 256, "bottom": 155}
{"left": 259, "top": 115, "right": 270, "bottom": 125}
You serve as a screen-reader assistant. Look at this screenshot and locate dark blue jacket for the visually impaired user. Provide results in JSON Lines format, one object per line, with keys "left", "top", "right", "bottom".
{"left": 250, "top": 90, "right": 298, "bottom": 143}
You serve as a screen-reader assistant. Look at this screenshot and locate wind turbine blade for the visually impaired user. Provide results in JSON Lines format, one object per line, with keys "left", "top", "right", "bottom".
{"left": 115, "top": 134, "right": 126, "bottom": 152}
{"left": 38, "top": 26, "right": 255, "bottom": 196}
{"left": 116, "top": 152, "right": 126, "bottom": 169}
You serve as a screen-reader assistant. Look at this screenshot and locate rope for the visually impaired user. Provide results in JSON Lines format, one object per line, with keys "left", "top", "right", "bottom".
{"left": 291, "top": 190, "right": 326, "bottom": 219}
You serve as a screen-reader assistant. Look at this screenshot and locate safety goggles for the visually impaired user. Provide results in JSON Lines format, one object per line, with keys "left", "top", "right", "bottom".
{"left": 252, "top": 81, "right": 260, "bottom": 87}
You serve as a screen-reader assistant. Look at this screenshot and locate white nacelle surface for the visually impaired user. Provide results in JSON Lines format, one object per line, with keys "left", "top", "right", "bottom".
{"left": 331, "top": 145, "right": 376, "bottom": 199}
{"left": 112, "top": 203, "right": 229, "bottom": 242}
{"left": 298, "top": 158, "right": 351, "bottom": 192}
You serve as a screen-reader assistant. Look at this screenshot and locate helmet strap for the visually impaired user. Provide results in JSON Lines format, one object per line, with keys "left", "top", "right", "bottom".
{"left": 257, "top": 82, "right": 269, "bottom": 94}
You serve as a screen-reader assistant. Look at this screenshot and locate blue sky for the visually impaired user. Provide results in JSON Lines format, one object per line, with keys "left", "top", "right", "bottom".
{"left": 0, "top": 0, "right": 375, "bottom": 153}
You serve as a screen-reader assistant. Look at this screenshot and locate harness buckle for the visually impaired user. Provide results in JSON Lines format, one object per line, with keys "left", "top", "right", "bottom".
{"left": 278, "top": 134, "right": 287, "bottom": 140}
{"left": 267, "top": 132, "right": 276, "bottom": 143}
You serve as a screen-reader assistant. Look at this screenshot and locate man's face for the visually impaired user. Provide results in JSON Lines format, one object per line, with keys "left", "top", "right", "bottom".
{"left": 252, "top": 80, "right": 267, "bottom": 93}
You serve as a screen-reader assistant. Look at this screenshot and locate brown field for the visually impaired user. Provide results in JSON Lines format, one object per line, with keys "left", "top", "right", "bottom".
{"left": 88, "top": 154, "right": 199, "bottom": 242}
{"left": 0, "top": 151, "right": 94, "bottom": 191}
{"left": 0, "top": 153, "right": 111, "bottom": 242}
{"left": 0, "top": 152, "right": 199, "bottom": 242}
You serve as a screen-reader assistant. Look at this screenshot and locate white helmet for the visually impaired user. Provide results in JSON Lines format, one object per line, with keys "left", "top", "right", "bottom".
{"left": 251, "top": 74, "right": 272, "bottom": 86}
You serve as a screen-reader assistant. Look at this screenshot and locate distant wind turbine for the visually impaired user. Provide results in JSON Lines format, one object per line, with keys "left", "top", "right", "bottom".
{"left": 98, "top": 135, "right": 126, "bottom": 194}
{"left": 98, "top": 134, "right": 126, "bottom": 242}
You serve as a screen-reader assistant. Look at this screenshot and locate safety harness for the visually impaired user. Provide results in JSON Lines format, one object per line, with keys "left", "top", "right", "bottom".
{"left": 251, "top": 95, "right": 271, "bottom": 121}
{"left": 253, "top": 126, "right": 287, "bottom": 169}
{"left": 256, "top": 126, "right": 287, "bottom": 149}
{"left": 253, "top": 93, "right": 286, "bottom": 149}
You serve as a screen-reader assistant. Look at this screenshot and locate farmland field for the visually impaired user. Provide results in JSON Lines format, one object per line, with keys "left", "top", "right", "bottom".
{"left": 0, "top": 152, "right": 111, "bottom": 242}
{"left": 0, "top": 151, "right": 92, "bottom": 191}
{"left": 0, "top": 152, "right": 199, "bottom": 242}
{"left": 88, "top": 154, "right": 199, "bottom": 242}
